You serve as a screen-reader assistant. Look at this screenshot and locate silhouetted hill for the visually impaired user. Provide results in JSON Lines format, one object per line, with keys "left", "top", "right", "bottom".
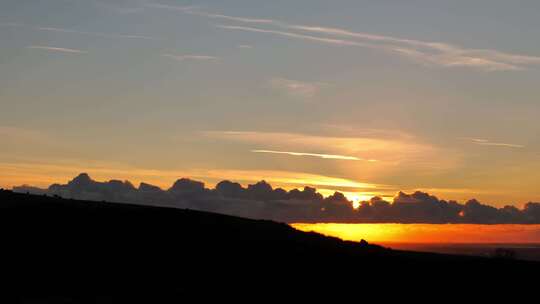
{"left": 0, "top": 190, "right": 538, "bottom": 300}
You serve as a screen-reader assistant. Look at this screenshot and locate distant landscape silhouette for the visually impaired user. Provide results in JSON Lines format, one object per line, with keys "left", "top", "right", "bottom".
{"left": 3, "top": 0, "right": 540, "bottom": 300}
{"left": 1, "top": 189, "right": 539, "bottom": 299}
{"left": 12, "top": 173, "right": 540, "bottom": 224}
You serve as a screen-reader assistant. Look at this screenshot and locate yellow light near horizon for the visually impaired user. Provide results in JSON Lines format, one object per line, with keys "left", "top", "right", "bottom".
{"left": 293, "top": 223, "right": 405, "bottom": 243}
{"left": 316, "top": 189, "right": 395, "bottom": 208}
{"left": 349, "top": 195, "right": 371, "bottom": 208}
{"left": 291, "top": 223, "right": 540, "bottom": 244}
{"left": 317, "top": 189, "right": 378, "bottom": 202}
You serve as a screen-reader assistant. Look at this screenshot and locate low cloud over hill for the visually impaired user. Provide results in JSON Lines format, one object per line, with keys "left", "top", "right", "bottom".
{"left": 12, "top": 173, "right": 540, "bottom": 224}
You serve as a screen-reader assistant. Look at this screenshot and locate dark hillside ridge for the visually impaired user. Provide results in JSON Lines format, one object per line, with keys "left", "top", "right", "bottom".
{"left": 0, "top": 189, "right": 538, "bottom": 296}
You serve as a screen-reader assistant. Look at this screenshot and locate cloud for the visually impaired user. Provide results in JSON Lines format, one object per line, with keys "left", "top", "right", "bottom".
{"left": 161, "top": 53, "right": 219, "bottom": 62}
{"left": 200, "top": 169, "right": 381, "bottom": 191}
{"left": 237, "top": 44, "right": 253, "bottom": 49}
{"left": 218, "top": 24, "right": 538, "bottom": 71}
{"left": 268, "top": 78, "right": 327, "bottom": 98}
{"left": 463, "top": 138, "right": 525, "bottom": 148}
{"left": 391, "top": 47, "right": 523, "bottom": 71}
{"left": 169, "top": 9, "right": 540, "bottom": 71}
{"left": 0, "top": 157, "right": 382, "bottom": 194}
{"left": 217, "top": 25, "right": 373, "bottom": 47}
{"left": 251, "top": 149, "right": 375, "bottom": 161}
{"left": 190, "top": 11, "right": 275, "bottom": 24}
{"left": 144, "top": 3, "right": 198, "bottom": 12}
{"left": 26, "top": 45, "right": 87, "bottom": 54}
{"left": 91, "top": 0, "right": 149, "bottom": 14}
{"left": 204, "top": 130, "right": 459, "bottom": 173}
{"left": 141, "top": 5, "right": 540, "bottom": 70}
{"left": 146, "top": 3, "right": 274, "bottom": 23}
{"left": 36, "top": 27, "right": 157, "bottom": 40}
{"left": 288, "top": 24, "right": 532, "bottom": 63}
{"left": 12, "top": 173, "right": 540, "bottom": 224}
{"left": 288, "top": 25, "right": 440, "bottom": 48}
{"left": 1, "top": 21, "right": 157, "bottom": 40}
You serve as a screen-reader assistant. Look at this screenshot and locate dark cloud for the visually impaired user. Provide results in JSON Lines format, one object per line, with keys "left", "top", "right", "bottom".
{"left": 12, "top": 173, "right": 540, "bottom": 224}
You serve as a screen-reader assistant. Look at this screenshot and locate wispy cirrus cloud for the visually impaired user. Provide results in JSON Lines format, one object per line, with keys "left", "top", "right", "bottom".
{"left": 37, "top": 27, "right": 158, "bottom": 40}
{"left": 143, "top": 3, "right": 198, "bottom": 12}
{"left": 161, "top": 53, "right": 220, "bottom": 62}
{"left": 218, "top": 24, "right": 540, "bottom": 71}
{"left": 190, "top": 11, "right": 274, "bottom": 24}
{"left": 146, "top": 3, "right": 274, "bottom": 24}
{"left": 91, "top": 0, "right": 149, "bottom": 14}
{"left": 26, "top": 45, "right": 87, "bottom": 54}
{"left": 463, "top": 138, "right": 525, "bottom": 148}
{"left": 204, "top": 130, "right": 460, "bottom": 173}
{"left": 293, "top": 25, "right": 540, "bottom": 71}
{"left": 251, "top": 149, "right": 375, "bottom": 161}
{"left": 217, "top": 25, "right": 373, "bottom": 47}
{"left": 288, "top": 25, "right": 539, "bottom": 65}
{"left": 1, "top": 21, "right": 157, "bottom": 40}
{"left": 268, "top": 78, "right": 327, "bottom": 98}
{"left": 156, "top": 7, "right": 540, "bottom": 71}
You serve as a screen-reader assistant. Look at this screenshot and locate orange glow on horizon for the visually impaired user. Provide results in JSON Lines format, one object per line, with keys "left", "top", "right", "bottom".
{"left": 1, "top": 161, "right": 538, "bottom": 208}
{"left": 291, "top": 223, "right": 540, "bottom": 244}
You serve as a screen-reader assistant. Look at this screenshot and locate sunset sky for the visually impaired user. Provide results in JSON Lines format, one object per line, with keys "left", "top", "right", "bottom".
{"left": 1, "top": 0, "right": 540, "bottom": 207}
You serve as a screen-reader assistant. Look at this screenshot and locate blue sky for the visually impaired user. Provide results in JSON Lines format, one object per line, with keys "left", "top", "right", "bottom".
{"left": 1, "top": 0, "right": 540, "bottom": 206}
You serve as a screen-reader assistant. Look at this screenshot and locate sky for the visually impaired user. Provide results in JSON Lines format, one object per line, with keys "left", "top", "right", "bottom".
{"left": 292, "top": 224, "right": 540, "bottom": 244}
{"left": 1, "top": 0, "right": 540, "bottom": 207}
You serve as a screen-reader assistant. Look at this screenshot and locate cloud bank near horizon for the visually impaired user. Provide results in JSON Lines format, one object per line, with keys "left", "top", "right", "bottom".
{"left": 12, "top": 173, "right": 540, "bottom": 224}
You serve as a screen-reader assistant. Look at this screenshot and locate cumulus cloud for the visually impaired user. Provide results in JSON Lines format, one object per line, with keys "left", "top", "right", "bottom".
{"left": 12, "top": 173, "right": 540, "bottom": 224}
